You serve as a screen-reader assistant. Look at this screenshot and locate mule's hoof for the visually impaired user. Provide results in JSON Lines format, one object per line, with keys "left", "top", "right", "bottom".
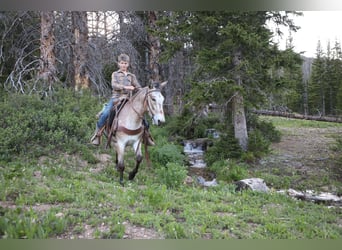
{"left": 128, "top": 173, "right": 135, "bottom": 180}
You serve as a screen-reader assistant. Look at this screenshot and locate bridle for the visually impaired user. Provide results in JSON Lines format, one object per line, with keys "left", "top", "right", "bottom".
{"left": 145, "top": 88, "right": 163, "bottom": 120}
{"left": 129, "top": 87, "right": 162, "bottom": 121}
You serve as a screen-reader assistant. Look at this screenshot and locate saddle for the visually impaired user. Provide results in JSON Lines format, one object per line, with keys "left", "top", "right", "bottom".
{"left": 105, "top": 97, "right": 155, "bottom": 149}
{"left": 105, "top": 98, "right": 128, "bottom": 147}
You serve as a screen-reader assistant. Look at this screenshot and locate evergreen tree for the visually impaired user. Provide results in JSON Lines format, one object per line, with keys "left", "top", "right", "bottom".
{"left": 187, "top": 11, "right": 301, "bottom": 150}
{"left": 330, "top": 40, "right": 342, "bottom": 115}
{"left": 335, "top": 52, "right": 342, "bottom": 114}
{"left": 309, "top": 40, "right": 327, "bottom": 116}
{"left": 154, "top": 11, "right": 302, "bottom": 150}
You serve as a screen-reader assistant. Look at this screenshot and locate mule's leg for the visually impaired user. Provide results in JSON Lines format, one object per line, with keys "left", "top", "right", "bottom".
{"left": 115, "top": 145, "right": 125, "bottom": 186}
{"left": 115, "top": 152, "right": 118, "bottom": 169}
{"left": 128, "top": 141, "right": 143, "bottom": 180}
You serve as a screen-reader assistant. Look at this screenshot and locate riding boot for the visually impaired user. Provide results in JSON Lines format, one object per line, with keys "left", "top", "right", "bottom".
{"left": 90, "top": 125, "right": 105, "bottom": 146}
{"left": 142, "top": 118, "right": 155, "bottom": 146}
{"left": 145, "top": 130, "right": 156, "bottom": 146}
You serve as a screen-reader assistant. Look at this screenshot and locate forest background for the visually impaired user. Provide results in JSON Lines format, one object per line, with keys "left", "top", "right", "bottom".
{"left": 1, "top": 11, "right": 342, "bottom": 150}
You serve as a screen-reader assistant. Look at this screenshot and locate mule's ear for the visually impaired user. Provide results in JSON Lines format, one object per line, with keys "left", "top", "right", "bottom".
{"left": 160, "top": 81, "right": 167, "bottom": 88}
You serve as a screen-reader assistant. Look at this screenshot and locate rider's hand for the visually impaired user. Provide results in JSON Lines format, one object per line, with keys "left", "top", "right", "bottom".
{"left": 125, "top": 86, "right": 135, "bottom": 91}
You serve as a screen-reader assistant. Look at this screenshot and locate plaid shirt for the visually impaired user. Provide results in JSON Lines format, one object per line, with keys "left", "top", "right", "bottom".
{"left": 111, "top": 70, "right": 141, "bottom": 99}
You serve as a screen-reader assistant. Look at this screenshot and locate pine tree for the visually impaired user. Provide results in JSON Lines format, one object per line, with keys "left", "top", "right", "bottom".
{"left": 309, "top": 40, "right": 327, "bottom": 116}
{"left": 188, "top": 11, "right": 301, "bottom": 150}
{"left": 330, "top": 40, "right": 342, "bottom": 115}
{"left": 154, "top": 11, "right": 303, "bottom": 150}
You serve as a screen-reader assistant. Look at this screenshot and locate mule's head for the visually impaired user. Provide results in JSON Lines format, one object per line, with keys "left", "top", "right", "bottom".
{"left": 147, "top": 81, "right": 167, "bottom": 125}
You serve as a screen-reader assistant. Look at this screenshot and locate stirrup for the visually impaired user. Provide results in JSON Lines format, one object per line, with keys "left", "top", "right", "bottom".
{"left": 143, "top": 130, "right": 155, "bottom": 146}
{"left": 90, "top": 126, "right": 105, "bottom": 146}
{"left": 90, "top": 133, "right": 101, "bottom": 145}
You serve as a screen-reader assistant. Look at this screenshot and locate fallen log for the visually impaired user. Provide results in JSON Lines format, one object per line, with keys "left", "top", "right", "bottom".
{"left": 252, "top": 109, "right": 342, "bottom": 123}
{"left": 235, "top": 178, "right": 342, "bottom": 206}
{"left": 278, "top": 189, "right": 342, "bottom": 206}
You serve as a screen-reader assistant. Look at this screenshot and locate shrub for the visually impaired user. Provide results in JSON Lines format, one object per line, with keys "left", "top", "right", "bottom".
{"left": 247, "top": 113, "right": 281, "bottom": 143}
{"left": 150, "top": 143, "right": 185, "bottom": 167}
{"left": 208, "top": 159, "right": 249, "bottom": 183}
{"left": 154, "top": 162, "right": 188, "bottom": 189}
{"left": 0, "top": 87, "right": 101, "bottom": 162}
{"left": 247, "top": 129, "right": 271, "bottom": 158}
{"left": 204, "top": 128, "right": 243, "bottom": 167}
{"left": 164, "top": 107, "right": 221, "bottom": 139}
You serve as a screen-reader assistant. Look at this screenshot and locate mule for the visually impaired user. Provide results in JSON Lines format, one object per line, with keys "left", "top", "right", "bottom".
{"left": 106, "top": 81, "right": 167, "bottom": 185}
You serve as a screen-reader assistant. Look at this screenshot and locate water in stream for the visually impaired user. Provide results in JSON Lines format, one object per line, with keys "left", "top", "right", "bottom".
{"left": 183, "top": 140, "right": 215, "bottom": 181}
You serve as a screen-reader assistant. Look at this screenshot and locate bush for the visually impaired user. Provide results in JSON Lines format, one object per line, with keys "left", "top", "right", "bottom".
{"left": 150, "top": 143, "right": 185, "bottom": 167}
{"left": 247, "top": 129, "right": 271, "bottom": 158}
{"left": 154, "top": 162, "right": 188, "bottom": 189}
{"left": 164, "top": 107, "right": 221, "bottom": 139}
{"left": 204, "top": 128, "right": 243, "bottom": 167}
{"left": 208, "top": 159, "right": 249, "bottom": 183}
{"left": 0, "top": 87, "right": 102, "bottom": 162}
{"left": 247, "top": 113, "right": 281, "bottom": 143}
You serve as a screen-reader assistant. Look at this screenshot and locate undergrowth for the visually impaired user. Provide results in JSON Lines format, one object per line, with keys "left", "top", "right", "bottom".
{"left": 0, "top": 88, "right": 341, "bottom": 239}
{"left": 0, "top": 88, "right": 101, "bottom": 162}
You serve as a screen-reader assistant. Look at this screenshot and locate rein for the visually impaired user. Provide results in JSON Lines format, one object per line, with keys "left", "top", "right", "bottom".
{"left": 128, "top": 87, "right": 161, "bottom": 168}
{"left": 107, "top": 87, "right": 161, "bottom": 168}
{"left": 128, "top": 87, "right": 161, "bottom": 124}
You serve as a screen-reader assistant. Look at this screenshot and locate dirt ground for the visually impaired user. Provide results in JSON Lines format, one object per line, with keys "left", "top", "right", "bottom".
{"left": 255, "top": 126, "right": 342, "bottom": 193}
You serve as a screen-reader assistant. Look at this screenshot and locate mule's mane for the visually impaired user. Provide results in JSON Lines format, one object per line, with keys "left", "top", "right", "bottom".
{"left": 130, "top": 86, "right": 149, "bottom": 102}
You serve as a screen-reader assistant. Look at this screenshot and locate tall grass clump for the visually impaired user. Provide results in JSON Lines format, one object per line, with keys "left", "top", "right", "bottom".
{"left": 149, "top": 138, "right": 187, "bottom": 188}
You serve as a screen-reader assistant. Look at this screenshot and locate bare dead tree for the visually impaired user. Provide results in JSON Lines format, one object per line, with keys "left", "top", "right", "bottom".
{"left": 2, "top": 11, "right": 42, "bottom": 94}
{"left": 71, "top": 11, "right": 91, "bottom": 91}
{"left": 147, "top": 11, "right": 161, "bottom": 83}
{"left": 39, "top": 11, "right": 57, "bottom": 87}
{"left": 1, "top": 11, "right": 162, "bottom": 97}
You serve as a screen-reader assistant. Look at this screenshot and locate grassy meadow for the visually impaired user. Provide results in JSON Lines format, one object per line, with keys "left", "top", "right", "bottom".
{"left": 0, "top": 90, "right": 341, "bottom": 239}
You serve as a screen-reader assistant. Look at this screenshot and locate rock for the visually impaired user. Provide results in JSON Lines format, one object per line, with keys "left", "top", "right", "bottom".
{"left": 184, "top": 176, "right": 194, "bottom": 185}
{"left": 235, "top": 178, "right": 269, "bottom": 193}
{"left": 197, "top": 176, "right": 218, "bottom": 187}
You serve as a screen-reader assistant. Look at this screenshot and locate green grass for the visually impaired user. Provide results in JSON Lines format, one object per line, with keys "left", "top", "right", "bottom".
{"left": 0, "top": 91, "right": 341, "bottom": 239}
{"left": 1, "top": 152, "right": 341, "bottom": 239}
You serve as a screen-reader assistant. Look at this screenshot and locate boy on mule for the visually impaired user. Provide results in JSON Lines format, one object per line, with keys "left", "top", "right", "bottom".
{"left": 90, "top": 53, "right": 154, "bottom": 146}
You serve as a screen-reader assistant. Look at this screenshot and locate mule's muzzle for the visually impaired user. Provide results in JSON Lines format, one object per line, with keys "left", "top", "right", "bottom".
{"left": 152, "top": 115, "right": 165, "bottom": 126}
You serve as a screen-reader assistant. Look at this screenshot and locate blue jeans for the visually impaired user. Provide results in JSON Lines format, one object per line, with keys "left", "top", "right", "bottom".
{"left": 97, "top": 97, "right": 115, "bottom": 128}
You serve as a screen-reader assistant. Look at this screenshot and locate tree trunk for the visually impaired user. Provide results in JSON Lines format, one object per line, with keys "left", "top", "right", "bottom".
{"left": 233, "top": 87, "right": 248, "bottom": 151}
{"left": 72, "top": 11, "right": 90, "bottom": 91}
{"left": 301, "top": 57, "right": 312, "bottom": 116}
{"left": 303, "top": 79, "right": 309, "bottom": 116}
{"left": 39, "top": 11, "right": 57, "bottom": 85}
{"left": 147, "top": 11, "right": 161, "bottom": 83}
{"left": 232, "top": 51, "right": 248, "bottom": 151}
{"left": 321, "top": 79, "right": 326, "bottom": 117}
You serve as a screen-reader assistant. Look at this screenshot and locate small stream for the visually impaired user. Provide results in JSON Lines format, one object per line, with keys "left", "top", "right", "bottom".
{"left": 183, "top": 139, "right": 216, "bottom": 183}
{"left": 183, "top": 140, "right": 207, "bottom": 168}
{"left": 182, "top": 136, "right": 342, "bottom": 205}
